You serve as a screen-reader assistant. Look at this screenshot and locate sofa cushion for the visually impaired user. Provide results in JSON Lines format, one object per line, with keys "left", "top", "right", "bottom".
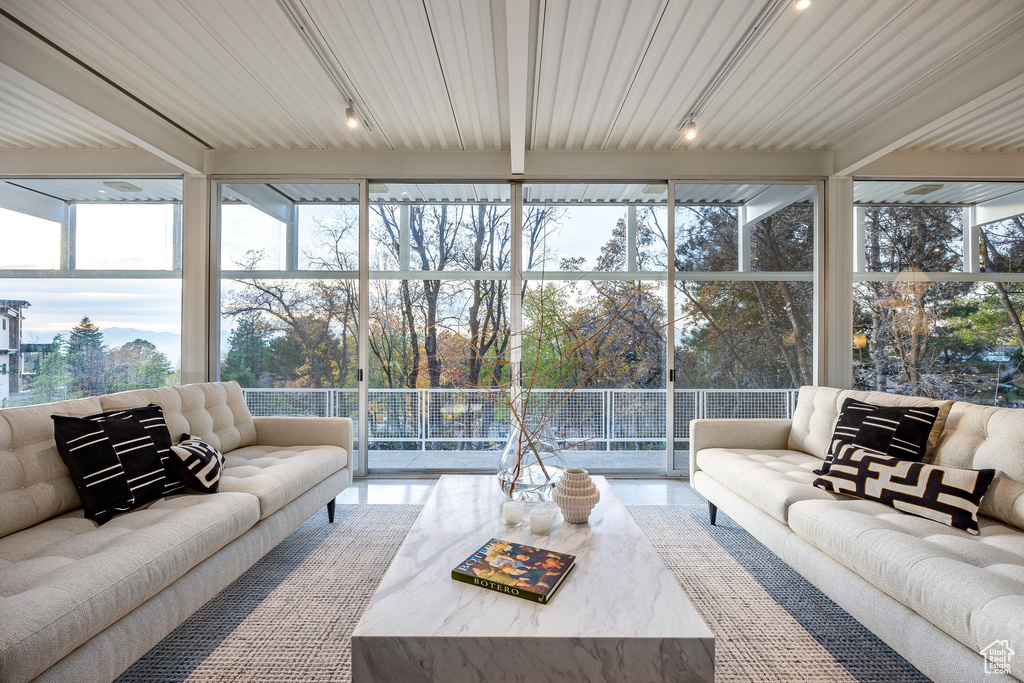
{"left": 788, "top": 497, "right": 1024, "bottom": 655}
{"left": 219, "top": 444, "right": 347, "bottom": 519}
{"left": 0, "top": 491, "right": 259, "bottom": 683}
{"left": 934, "top": 402, "right": 1024, "bottom": 533}
{"left": 812, "top": 443, "right": 995, "bottom": 535}
{"left": 0, "top": 397, "right": 105, "bottom": 539}
{"left": 695, "top": 448, "right": 840, "bottom": 523}
{"left": 100, "top": 382, "right": 257, "bottom": 455}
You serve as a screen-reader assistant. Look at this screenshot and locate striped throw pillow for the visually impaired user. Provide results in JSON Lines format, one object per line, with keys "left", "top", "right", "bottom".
{"left": 816, "top": 398, "right": 940, "bottom": 475}
{"left": 52, "top": 414, "right": 168, "bottom": 524}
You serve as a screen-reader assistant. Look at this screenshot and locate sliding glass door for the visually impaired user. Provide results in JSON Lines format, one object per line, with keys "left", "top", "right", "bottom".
{"left": 366, "top": 183, "right": 512, "bottom": 471}
{"left": 218, "top": 182, "right": 361, "bottom": 464}
{"left": 670, "top": 183, "right": 816, "bottom": 474}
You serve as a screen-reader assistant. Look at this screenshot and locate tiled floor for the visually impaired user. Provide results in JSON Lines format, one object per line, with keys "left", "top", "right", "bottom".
{"left": 336, "top": 477, "right": 702, "bottom": 505}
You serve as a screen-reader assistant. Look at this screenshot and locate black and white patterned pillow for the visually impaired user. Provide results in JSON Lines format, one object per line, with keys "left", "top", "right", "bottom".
{"left": 815, "top": 398, "right": 940, "bottom": 475}
{"left": 170, "top": 434, "right": 225, "bottom": 492}
{"left": 813, "top": 443, "right": 995, "bottom": 534}
{"left": 53, "top": 414, "right": 169, "bottom": 524}
{"left": 85, "top": 404, "right": 185, "bottom": 496}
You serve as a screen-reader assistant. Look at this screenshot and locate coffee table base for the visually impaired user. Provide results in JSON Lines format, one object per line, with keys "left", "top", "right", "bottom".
{"left": 353, "top": 635, "right": 713, "bottom": 683}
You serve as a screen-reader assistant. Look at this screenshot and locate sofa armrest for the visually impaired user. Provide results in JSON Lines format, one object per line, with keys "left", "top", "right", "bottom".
{"left": 252, "top": 416, "right": 353, "bottom": 456}
{"left": 689, "top": 418, "right": 793, "bottom": 476}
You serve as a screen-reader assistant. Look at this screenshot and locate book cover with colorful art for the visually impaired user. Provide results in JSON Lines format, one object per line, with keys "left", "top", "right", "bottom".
{"left": 451, "top": 538, "right": 576, "bottom": 604}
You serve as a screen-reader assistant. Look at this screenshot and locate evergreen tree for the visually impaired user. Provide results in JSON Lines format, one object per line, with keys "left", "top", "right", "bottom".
{"left": 66, "top": 317, "right": 106, "bottom": 397}
{"left": 221, "top": 312, "right": 271, "bottom": 387}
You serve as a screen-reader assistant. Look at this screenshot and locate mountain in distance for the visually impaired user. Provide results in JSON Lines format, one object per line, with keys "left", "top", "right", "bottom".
{"left": 101, "top": 328, "right": 182, "bottom": 366}
{"left": 23, "top": 327, "right": 182, "bottom": 367}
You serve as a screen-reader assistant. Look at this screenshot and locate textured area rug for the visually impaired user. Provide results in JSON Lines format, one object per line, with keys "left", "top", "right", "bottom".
{"left": 117, "top": 503, "right": 930, "bottom": 683}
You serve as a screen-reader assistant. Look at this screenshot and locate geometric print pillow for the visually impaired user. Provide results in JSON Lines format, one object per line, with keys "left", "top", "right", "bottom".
{"left": 170, "top": 434, "right": 225, "bottom": 492}
{"left": 816, "top": 398, "right": 941, "bottom": 475}
{"left": 812, "top": 443, "right": 996, "bottom": 534}
{"left": 52, "top": 413, "right": 169, "bottom": 525}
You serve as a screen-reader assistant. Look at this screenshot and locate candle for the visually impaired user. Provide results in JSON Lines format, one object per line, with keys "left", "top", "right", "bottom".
{"left": 530, "top": 507, "right": 552, "bottom": 534}
{"left": 502, "top": 501, "right": 524, "bottom": 527}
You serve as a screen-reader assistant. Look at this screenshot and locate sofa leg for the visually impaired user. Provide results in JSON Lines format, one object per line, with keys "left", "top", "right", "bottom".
{"left": 708, "top": 501, "right": 718, "bottom": 526}
{"left": 327, "top": 498, "right": 336, "bottom": 523}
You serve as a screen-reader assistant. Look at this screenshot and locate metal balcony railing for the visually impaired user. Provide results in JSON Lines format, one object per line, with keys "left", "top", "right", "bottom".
{"left": 241, "top": 387, "right": 798, "bottom": 452}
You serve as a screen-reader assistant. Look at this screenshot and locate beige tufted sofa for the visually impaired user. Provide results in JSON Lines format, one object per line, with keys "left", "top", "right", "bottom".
{"left": 691, "top": 386, "right": 1024, "bottom": 683}
{"left": 0, "top": 381, "right": 352, "bottom": 683}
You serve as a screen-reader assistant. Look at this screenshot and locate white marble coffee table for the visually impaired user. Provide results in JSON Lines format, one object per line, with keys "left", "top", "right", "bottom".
{"left": 351, "top": 475, "right": 714, "bottom": 683}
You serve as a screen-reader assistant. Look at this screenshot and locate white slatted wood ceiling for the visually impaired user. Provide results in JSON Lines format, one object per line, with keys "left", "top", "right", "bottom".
{"left": 854, "top": 181, "right": 1024, "bottom": 206}
{"left": 897, "top": 80, "right": 1024, "bottom": 153}
{"left": 0, "top": 67, "right": 130, "bottom": 148}
{"left": 0, "top": 0, "right": 1021, "bottom": 155}
{"left": 2, "top": 178, "right": 181, "bottom": 201}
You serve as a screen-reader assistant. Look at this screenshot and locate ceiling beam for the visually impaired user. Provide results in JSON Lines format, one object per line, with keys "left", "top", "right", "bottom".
{"left": 505, "top": 0, "right": 530, "bottom": 175}
{"left": 206, "top": 149, "right": 831, "bottom": 179}
{"left": 976, "top": 188, "right": 1024, "bottom": 227}
{"left": 832, "top": 26, "right": 1024, "bottom": 177}
{"left": 854, "top": 152, "right": 1024, "bottom": 179}
{"left": 743, "top": 184, "right": 816, "bottom": 227}
{"left": 221, "top": 184, "right": 294, "bottom": 225}
{"left": 0, "top": 181, "right": 65, "bottom": 222}
{"left": 0, "top": 149, "right": 183, "bottom": 176}
{"left": 0, "top": 14, "right": 207, "bottom": 174}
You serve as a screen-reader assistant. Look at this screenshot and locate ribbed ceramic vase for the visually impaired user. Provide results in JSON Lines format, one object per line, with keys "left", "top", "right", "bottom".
{"left": 552, "top": 468, "right": 600, "bottom": 523}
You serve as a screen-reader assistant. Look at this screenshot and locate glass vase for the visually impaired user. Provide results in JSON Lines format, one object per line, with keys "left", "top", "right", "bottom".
{"left": 497, "top": 415, "right": 567, "bottom": 502}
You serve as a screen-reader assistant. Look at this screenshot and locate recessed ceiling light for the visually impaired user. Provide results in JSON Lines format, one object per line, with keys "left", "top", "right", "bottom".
{"left": 97, "top": 189, "right": 106, "bottom": 194}
{"left": 794, "top": 0, "right": 811, "bottom": 9}
{"left": 904, "top": 184, "right": 944, "bottom": 196}
{"left": 102, "top": 181, "right": 142, "bottom": 192}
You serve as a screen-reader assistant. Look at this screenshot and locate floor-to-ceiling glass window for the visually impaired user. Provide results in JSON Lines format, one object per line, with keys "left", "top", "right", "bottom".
{"left": 367, "top": 183, "right": 511, "bottom": 471}
{"left": 853, "top": 181, "right": 1024, "bottom": 406}
{"left": 521, "top": 183, "right": 668, "bottom": 472}
{"left": 218, "top": 183, "right": 361, "bottom": 459}
{"left": 215, "top": 179, "right": 820, "bottom": 476}
{"left": 671, "top": 183, "right": 817, "bottom": 472}
{"left": 0, "top": 178, "right": 183, "bottom": 407}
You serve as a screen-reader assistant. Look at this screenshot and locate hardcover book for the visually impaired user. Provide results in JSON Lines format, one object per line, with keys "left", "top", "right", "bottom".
{"left": 451, "top": 538, "right": 576, "bottom": 604}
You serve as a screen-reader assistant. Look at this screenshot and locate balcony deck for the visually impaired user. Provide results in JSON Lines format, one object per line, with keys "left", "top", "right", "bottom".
{"left": 242, "top": 387, "right": 798, "bottom": 473}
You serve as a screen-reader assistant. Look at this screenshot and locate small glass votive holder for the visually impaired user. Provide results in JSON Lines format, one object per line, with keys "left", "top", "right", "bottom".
{"left": 502, "top": 501, "right": 524, "bottom": 527}
{"left": 530, "top": 507, "right": 552, "bottom": 534}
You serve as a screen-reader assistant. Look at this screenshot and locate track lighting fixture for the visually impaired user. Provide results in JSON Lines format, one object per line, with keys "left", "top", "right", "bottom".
{"left": 346, "top": 103, "right": 359, "bottom": 129}
{"left": 795, "top": 0, "right": 810, "bottom": 9}
{"left": 683, "top": 120, "right": 697, "bottom": 141}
